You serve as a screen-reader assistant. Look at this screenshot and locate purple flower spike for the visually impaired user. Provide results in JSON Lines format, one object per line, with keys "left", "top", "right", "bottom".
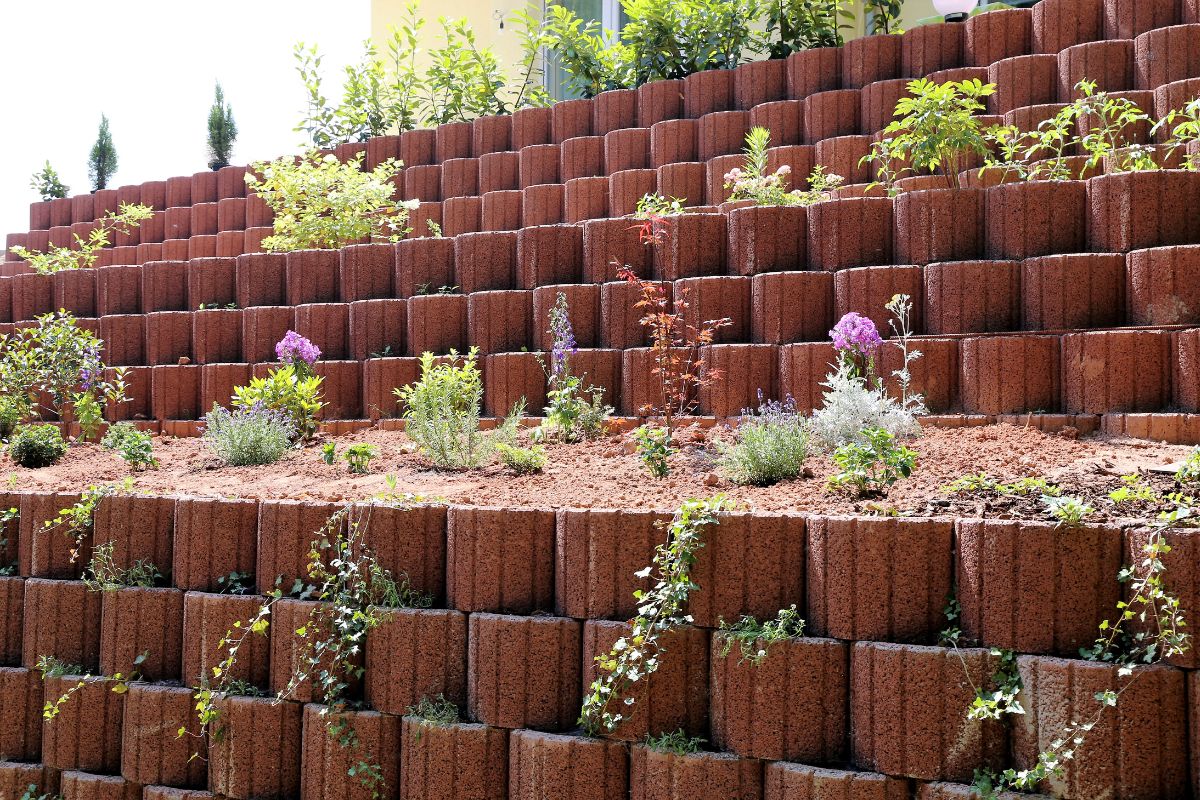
{"left": 829, "top": 312, "right": 882, "bottom": 356}
{"left": 275, "top": 330, "right": 321, "bottom": 366}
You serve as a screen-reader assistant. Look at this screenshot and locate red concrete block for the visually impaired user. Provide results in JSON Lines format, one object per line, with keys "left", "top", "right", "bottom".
{"left": 807, "top": 514, "right": 953, "bottom": 640}
{"left": 255, "top": 499, "right": 344, "bottom": 594}
{"left": 605, "top": 127, "right": 651, "bottom": 174}
{"left": 407, "top": 294, "right": 468, "bottom": 356}
{"left": 0, "top": 576, "right": 23, "bottom": 666}
{"left": 833, "top": 264, "right": 924, "bottom": 337}
{"left": 199, "top": 362, "right": 251, "bottom": 411}
{"left": 480, "top": 190, "right": 518, "bottom": 231}
{"left": 94, "top": 266, "right": 139, "bottom": 316}
{"left": 121, "top": 683, "right": 206, "bottom": 787}
{"left": 564, "top": 176, "right": 608, "bottom": 223}
{"left": 364, "top": 607, "right": 466, "bottom": 713}
{"left": 164, "top": 206, "right": 191, "bottom": 240}
{"left": 241, "top": 306, "right": 295, "bottom": 363}
{"left": 601, "top": 281, "right": 651, "bottom": 350}
{"left": 268, "top": 596, "right": 362, "bottom": 703}
{"left": 1173, "top": 328, "right": 1200, "bottom": 411}
{"left": 594, "top": 87, "right": 638, "bottom": 135}
{"left": 985, "top": 181, "right": 1087, "bottom": 260}
{"left": 442, "top": 158, "right": 480, "bottom": 200}
{"left": 965, "top": 7, "right": 1033, "bottom": 67}
{"left": 407, "top": 201, "right": 444, "bottom": 240}
{"left": 697, "top": 343, "right": 778, "bottom": 416}
{"left": 957, "top": 518, "right": 1122, "bottom": 656}
{"left": 467, "top": 612, "right": 580, "bottom": 730}
{"left": 18, "top": 492, "right": 84, "bottom": 580}
{"left": 674, "top": 275, "right": 750, "bottom": 343}
{"left": 1061, "top": 329, "right": 1170, "bottom": 413}
{"left": 554, "top": 507, "right": 666, "bottom": 620}
{"left": 808, "top": 198, "right": 893, "bottom": 271}
{"left": 338, "top": 243, "right": 394, "bottom": 303}
{"left": 294, "top": 302, "right": 349, "bottom": 360}
{"left": 49, "top": 268, "right": 96, "bottom": 318}
{"left": 1034, "top": 0, "right": 1103, "bottom": 53}
{"left": 0, "top": 667, "right": 41, "bottom": 761}
{"left": 698, "top": 110, "right": 750, "bottom": 163}
{"left": 639, "top": 78, "right": 685, "bottom": 127}
{"left": 191, "top": 308, "right": 243, "bottom": 364}
{"left": 348, "top": 298, "right": 406, "bottom": 361}
{"left": 727, "top": 205, "right": 807, "bottom": 276}
{"left": 845, "top": 35, "right": 902, "bottom": 91}
{"left": 860, "top": 79, "right": 912, "bottom": 137}
{"left": 472, "top": 113, "right": 511, "bottom": 158}
{"left": 610, "top": 168, "right": 660, "bottom": 217}
{"left": 734, "top": 59, "right": 786, "bottom": 111}
{"left": 216, "top": 196, "right": 246, "bottom": 233}
{"left": 710, "top": 634, "right": 847, "bottom": 762}
{"left": 455, "top": 230, "right": 517, "bottom": 293}
{"left": 1103, "top": 0, "right": 1179, "bottom": 39}
{"left": 895, "top": 188, "right": 985, "bottom": 266}
{"left": 1125, "top": 245, "right": 1200, "bottom": 325}
{"left": 649, "top": 119, "right": 697, "bottom": 170}
{"left": 395, "top": 237, "right": 455, "bottom": 298}
{"left": 400, "top": 128, "right": 436, "bottom": 167}
{"left": 191, "top": 201, "right": 218, "bottom": 237}
{"left": 878, "top": 336, "right": 960, "bottom": 412}
{"left": 58, "top": 770, "right": 142, "bottom": 800}
{"left": 161, "top": 239, "right": 190, "bottom": 261}
{"left": 186, "top": 256, "right": 237, "bottom": 308}
{"left": 483, "top": 351, "right": 545, "bottom": 416}
{"left": 187, "top": 236, "right": 218, "bottom": 260}
{"left": 584, "top": 218, "right": 650, "bottom": 285}
{"left": 311, "top": 360, "right": 361, "bottom": 419}
{"left": 145, "top": 311, "right": 194, "bottom": 367}
{"left": 561, "top": 135, "right": 604, "bottom": 181}
{"left": 172, "top": 496, "right": 258, "bottom": 593}
{"left": 630, "top": 745, "right": 762, "bottom": 800}
{"left": 523, "top": 183, "right": 566, "bottom": 227}
{"left": 141, "top": 259, "right": 188, "bottom": 312}
{"left": 436, "top": 121, "right": 472, "bottom": 164}
{"left": 300, "top": 704, "right": 400, "bottom": 800}
{"left": 654, "top": 213, "right": 726, "bottom": 280}
{"left": 151, "top": 364, "right": 201, "bottom": 419}
{"left": 751, "top": 271, "right": 834, "bottom": 345}
{"left": 512, "top": 106, "right": 552, "bottom": 150}
{"left": 447, "top": 506, "right": 553, "bottom": 614}
{"left": 99, "top": 314, "right": 146, "bottom": 367}
{"left": 1014, "top": 656, "right": 1188, "bottom": 798}
{"left": 582, "top": 621, "right": 709, "bottom": 741}
{"left": 405, "top": 164, "right": 443, "bottom": 202}
{"left": 902, "top": 22, "right": 964, "bottom": 78}
{"left": 441, "top": 194, "right": 482, "bottom": 237}
{"left": 960, "top": 334, "right": 1060, "bottom": 414}
{"left": 748, "top": 101, "right": 803, "bottom": 149}
{"left": 520, "top": 144, "right": 561, "bottom": 189}
{"left": 684, "top": 69, "right": 734, "bottom": 119}
{"left": 183, "top": 593, "right": 269, "bottom": 694}
{"left": 362, "top": 356, "right": 419, "bottom": 420}
{"left": 802, "top": 89, "right": 861, "bottom": 145}
{"left": 1125, "top": 526, "right": 1200, "bottom": 669}
{"left": 552, "top": 97, "right": 593, "bottom": 144}
{"left": 91, "top": 494, "right": 174, "bottom": 577}
{"left": 815, "top": 135, "right": 874, "bottom": 185}
{"left": 479, "top": 151, "right": 519, "bottom": 196}
{"left": 42, "top": 672, "right": 124, "bottom": 772}
{"left": 1136, "top": 24, "right": 1200, "bottom": 91}
{"left": 0, "top": 762, "right": 57, "bottom": 798}
{"left": 468, "top": 290, "right": 532, "bottom": 354}
{"left": 99, "top": 586, "right": 183, "bottom": 681}
{"left": 208, "top": 695, "right": 302, "bottom": 799}
{"left": 517, "top": 224, "right": 583, "bottom": 289}
{"left": 923, "top": 260, "right": 1019, "bottom": 335}
{"left": 1061, "top": 40, "right": 1136, "bottom": 99}
{"left": 1088, "top": 171, "right": 1200, "bottom": 253}
{"left": 401, "top": 717, "right": 507, "bottom": 800}
{"left": 658, "top": 162, "right": 707, "bottom": 207}
{"left": 216, "top": 165, "right": 248, "bottom": 200}
{"left": 532, "top": 284, "right": 600, "bottom": 351}
{"left": 765, "top": 763, "right": 909, "bottom": 800}
{"left": 189, "top": 170, "right": 218, "bottom": 204}
{"left": 285, "top": 249, "right": 339, "bottom": 306}
{"left": 509, "top": 729, "right": 627, "bottom": 800}
{"left": 852, "top": 643, "right": 1007, "bottom": 782}
{"left": 141, "top": 788, "right": 216, "bottom": 800}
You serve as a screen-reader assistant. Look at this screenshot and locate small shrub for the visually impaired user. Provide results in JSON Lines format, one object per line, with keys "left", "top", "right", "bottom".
{"left": 101, "top": 423, "right": 158, "bottom": 471}
{"left": 495, "top": 442, "right": 547, "bottom": 475}
{"left": 82, "top": 541, "right": 163, "bottom": 592}
{"left": 1042, "top": 495, "right": 1093, "bottom": 527}
{"left": 632, "top": 424, "right": 673, "bottom": 478}
{"left": 88, "top": 114, "right": 118, "bottom": 191}
{"left": 203, "top": 403, "right": 296, "bottom": 466}
{"left": 232, "top": 364, "right": 324, "bottom": 441}
{"left": 216, "top": 571, "right": 253, "bottom": 595}
{"left": 321, "top": 441, "right": 337, "bottom": 465}
{"left": 343, "top": 443, "right": 378, "bottom": 474}
{"left": 1175, "top": 447, "right": 1200, "bottom": 483}
{"left": 535, "top": 293, "right": 612, "bottom": 443}
{"left": 717, "top": 605, "right": 805, "bottom": 665}
{"left": 30, "top": 161, "right": 68, "bottom": 200}
{"left": 407, "top": 695, "right": 460, "bottom": 725}
{"left": 715, "top": 395, "right": 809, "bottom": 487}
{"left": 826, "top": 427, "right": 916, "bottom": 496}
{"left": 9, "top": 425, "right": 68, "bottom": 468}
{"left": 206, "top": 82, "right": 238, "bottom": 170}
{"left": 723, "top": 129, "right": 844, "bottom": 207}
{"left": 645, "top": 729, "right": 706, "bottom": 755}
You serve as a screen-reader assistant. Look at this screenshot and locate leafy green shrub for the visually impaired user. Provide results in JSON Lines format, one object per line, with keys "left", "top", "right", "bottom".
{"left": 716, "top": 396, "right": 809, "bottom": 487}
{"left": 245, "top": 152, "right": 416, "bottom": 252}
{"left": 826, "top": 426, "right": 917, "bottom": 496}
{"left": 10, "top": 204, "right": 154, "bottom": 274}
{"left": 396, "top": 349, "right": 521, "bottom": 470}
{"left": 717, "top": 605, "right": 805, "bottom": 665}
{"left": 82, "top": 541, "right": 163, "bottom": 592}
{"left": 9, "top": 425, "right": 68, "bottom": 468}
{"left": 723, "top": 128, "right": 843, "bottom": 206}
{"left": 203, "top": 403, "right": 296, "bottom": 466}
{"left": 764, "top": 0, "right": 852, "bottom": 56}
{"left": 231, "top": 364, "right": 324, "bottom": 441}
{"left": 632, "top": 424, "right": 673, "bottom": 478}
{"left": 206, "top": 82, "right": 238, "bottom": 170}
{"left": 495, "top": 442, "right": 547, "bottom": 475}
{"left": 343, "top": 444, "right": 378, "bottom": 474}
{"left": 30, "top": 161, "right": 68, "bottom": 200}
{"left": 101, "top": 423, "right": 158, "bottom": 471}
{"left": 1042, "top": 495, "right": 1094, "bottom": 527}
{"left": 645, "top": 729, "right": 706, "bottom": 755}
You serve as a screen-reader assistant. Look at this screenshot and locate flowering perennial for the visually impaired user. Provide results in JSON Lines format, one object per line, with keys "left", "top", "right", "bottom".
{"left": 275, "top": 331, "right": 321, "bottom": 369}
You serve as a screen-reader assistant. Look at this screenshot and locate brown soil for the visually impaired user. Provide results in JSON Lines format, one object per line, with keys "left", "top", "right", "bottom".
{"left": 3, "top": 422, "right": 1193, "bottom": 520}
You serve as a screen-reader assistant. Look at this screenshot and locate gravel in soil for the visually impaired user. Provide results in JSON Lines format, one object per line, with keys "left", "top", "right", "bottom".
{"left": 3, "top": 422, "right": 1195, "bottom": 522}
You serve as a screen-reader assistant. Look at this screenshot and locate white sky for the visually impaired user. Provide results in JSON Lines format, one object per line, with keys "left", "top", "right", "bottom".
{"left": 0, "top": 0, "right": 369, "bottom": 237}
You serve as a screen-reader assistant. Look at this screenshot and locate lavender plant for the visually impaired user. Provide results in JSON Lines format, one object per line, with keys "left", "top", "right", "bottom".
{"left": 535, "top": 293, "right": 612, "bottom": 443}
{"left": 715, "top": 394, "right": 809, "bottom": 487}
{"left": 203, "top": 402, "right": 296, "bottom": 466}
{"left": 232, "top": 332, "right": 325, "bottom": 440}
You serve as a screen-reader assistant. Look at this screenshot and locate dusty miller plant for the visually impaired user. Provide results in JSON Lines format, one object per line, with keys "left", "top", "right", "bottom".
{"left": 580, "top": 495, "right": 734, "bottom": 736}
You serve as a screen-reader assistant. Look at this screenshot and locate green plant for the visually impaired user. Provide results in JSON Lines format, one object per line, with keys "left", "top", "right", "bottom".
{"left": 534, "top": 293, "right": 612, "bottom": 443}
{"left": 88, "top": 114, "right": 118, "bottom": 191}
{"left": 495, "top": 442, "right": 547, "bottom": 475}
{"left": 10, "top": 204, "right": 154, "bottom": 274}
{"left": 231, "top": 364, "right": 325, "bottom": 441}
{"left": 216, "top": 571, "right": 253, "bottom": 595}
{"left": 864, "top": 78, "right": 996, "bottom": 192}
{"left": 826, "top": 426, "right": 917, "bottom": 496}
{"left": 581, "top": 495, "right": 734, "bottom": 736}
{"left": 203, "top": 403, "right": 296, "bottom": 466}
{"left": 406, "top": 694, "right": 460, "bottom": 724}
{"left": 645, "top": 729, "right": 706, "bottom": 755}
{"left": 764, "top": 0, "right": 852, "bottom": 56}
{"left": 44, "top": 479, "right": 133, "bottom": 563}
{"left": 321, "top": 441, "right": 337, "bottom": 465}
{"left": 396, "top": 349, "right": 521, "bottom": 470}
{"left": 542, "top": 4, "right": 631, "bottom": 98}
{"left": 343, "top": 444, "right": 379, "bottom": 474}
{"left": 30, "top": 161, "right": 68, "bottom": 200}
{"left": 101, "top": 423, "right": 157, "bottom": 471}
{"left": 715, "top": 395, "right": 809, "bottom": 487}
{"left": 245, "top": 151, "right": 415, "bottom": 252}
{"left": 9, "top": 425, "right": 68, "bottom": 468}
{"left": 39, "top": 651, "right": 145, "bottom": 721}
{"left": 966, "top": 648, "right": 1024, "bottom": 721}
{"left": 82, "top": 541, "right": 163, "bottom": 592}
{"left": 864, "top": 0, "right": 904, "bottom": 34}
{"left": 0, "top": 506, "right": 18, "bottom": 576}
{"left": 716, "top": 605, "right": 805, "bottom": 665}
{"left": 1153, "top": 96, "right": 1200, "bottom": 169}
{"left": 1041, "top": 494, "right": 1093, "bottom": 527}
{"left": 724, "top": 127, "right": 807, "bottom": 206}
{"left": 1175, "top": 447, "right": 1200, "bottom": 482}
{"left": 632, "top": 424, "right": 673, "bottom": 478}
{"left": 20, "top": 785, "right": 62, "bottom": 800}
{"left": 207, "top": 82, "right": 238, "bottom": 170}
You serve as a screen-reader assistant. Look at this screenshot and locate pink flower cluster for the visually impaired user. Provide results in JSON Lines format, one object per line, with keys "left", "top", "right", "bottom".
{"left": 829, "top": 312, "right": 883, "bottom": 356}
{"left": 275, "top": 330, "right": 321, "bottom": 366}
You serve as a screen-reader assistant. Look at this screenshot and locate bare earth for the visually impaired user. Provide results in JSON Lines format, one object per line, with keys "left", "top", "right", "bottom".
{"left": 3, "top": 422, "right": 1191, "bottom": 516}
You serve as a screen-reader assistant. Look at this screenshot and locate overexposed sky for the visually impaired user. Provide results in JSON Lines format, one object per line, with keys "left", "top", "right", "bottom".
{"left": 0, "top": 1, "right": 369, "bottom": 237}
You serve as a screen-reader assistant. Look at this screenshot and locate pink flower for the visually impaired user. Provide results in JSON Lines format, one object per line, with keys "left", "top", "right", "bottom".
{"left": 829, "top": 312, "right": 882, "bottom": 356}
